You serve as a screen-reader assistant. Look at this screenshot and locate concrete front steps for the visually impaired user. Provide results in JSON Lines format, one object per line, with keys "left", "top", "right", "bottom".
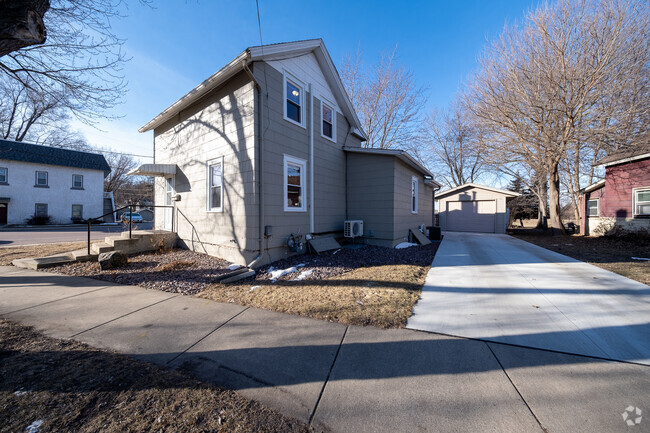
{"left": 12, "top": 230, "right": 177, "bottom": 270}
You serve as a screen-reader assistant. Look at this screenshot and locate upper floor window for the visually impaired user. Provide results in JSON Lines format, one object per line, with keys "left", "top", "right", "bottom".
{"left": 284, "top": 155, "right": 306, "bottom": 212}
{"left": 411, "top": 177, "right": 418, "bottom": 214}
{"left": 321, "top": 101, "right": 336, "bottom": 141}
{"left": 0, "top": 167, "right": 7, "bottom": 184}
{"left": 284, "top": 74, "right": 303, "bottom": 126}
{"left": 72, "top": 174, "right": 83, "bottom": 189}
{"left": 35, "top": 171, "right": 48, "bottom": 187}
{"left": 587, "top": 199, "right": 599, "bottom": 217}
{"left": 207, "top": 158, "right": 223, "bottom": 212}
{"left": 634, "top": 188, "right": 650, "bottom": 216}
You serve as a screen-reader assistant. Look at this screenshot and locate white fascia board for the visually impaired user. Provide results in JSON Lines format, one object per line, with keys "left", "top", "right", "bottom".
{"left": 597, "top": 153, "right": 650, "bottom": 168}
{"left": 436, "top": 183, "right": 520, "bottom": 199}
{"left": 580, "top": 179, "right": 605, "bottom": 194}
{"left": 139, "top": 51, "right": 250, "bottom": 132}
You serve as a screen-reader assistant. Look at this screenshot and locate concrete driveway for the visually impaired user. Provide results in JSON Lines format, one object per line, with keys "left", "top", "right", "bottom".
{"left": 408, "top": 232, "right": 650, "bottom": 365}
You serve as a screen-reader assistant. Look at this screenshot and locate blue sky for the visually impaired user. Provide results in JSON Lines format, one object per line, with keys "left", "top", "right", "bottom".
{"left": 74, "top": 0, "right": 541, "bottom": 160}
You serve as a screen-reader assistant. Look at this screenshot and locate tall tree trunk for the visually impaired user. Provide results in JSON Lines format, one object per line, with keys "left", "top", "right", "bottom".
{"left": 547, "top": 162, "right": 565, "bottom": 234}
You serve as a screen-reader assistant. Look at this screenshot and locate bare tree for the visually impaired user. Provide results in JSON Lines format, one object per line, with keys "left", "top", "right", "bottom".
{"left": 467, "top": 0, "right": 649, "bottom": 233}
{"left": 0, "top": 0, "right": 133, "bottom": 125}
{"left": 0, "top": 0, "right": 49, "bottom": 56}
{"left": 104, "top": 152, "right": 138, "bottom": 196}
{"left": 341, "top": 45, "right": 427, "bottom": 150}
{"left": 423, "top": 99, "right": 486, "bottom": 188}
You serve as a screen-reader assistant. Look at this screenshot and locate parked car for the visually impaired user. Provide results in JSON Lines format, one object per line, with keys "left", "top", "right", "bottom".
{"left": 121, "top": 212, "right": 144, "bottom": 223}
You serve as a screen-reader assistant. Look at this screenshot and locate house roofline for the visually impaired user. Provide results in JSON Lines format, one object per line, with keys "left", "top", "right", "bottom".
{"left": 343, "top": 147, "right": 440, "bottom": 185}
{"left": 579, "top": 179, "right": 605, "bottom": 194}
{"left": 595, "top": 152, "right": 650, "bottom": 168}
{"left": 435, "top": 183, "right": 520, "bottom": 199}
{"left": 139, "top": 39, "right": 368, "bottom": 140}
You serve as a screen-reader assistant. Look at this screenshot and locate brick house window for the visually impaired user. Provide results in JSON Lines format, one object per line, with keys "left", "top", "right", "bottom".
{"left": 587, "top": 199, "right": 599, "bottom": 217}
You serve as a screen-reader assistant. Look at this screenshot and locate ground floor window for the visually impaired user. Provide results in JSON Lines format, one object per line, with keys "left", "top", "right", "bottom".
{"left": 284, "top": 155, "right": 306, "bottom": 211}
{"left": 72, "top": 204, "right": 83, "bottom": 219}
{"left": 35, "top": 203, "right": 48, "bottom": 217}
{"left": 207, "top": 158, "right": 223, "bottom": 211}
{"left": 587, "top": 199, "right": 599, "bottom": 216}
{"left": 634, "top": 188, "right": 650, "bottom": 216}
{"left": 411, "top": 177, "right": 418, "bottom": 214}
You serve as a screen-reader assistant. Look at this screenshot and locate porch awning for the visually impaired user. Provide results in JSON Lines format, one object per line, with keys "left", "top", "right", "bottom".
{"left": 128, "top": 164, "right": 177, "bottom": 177}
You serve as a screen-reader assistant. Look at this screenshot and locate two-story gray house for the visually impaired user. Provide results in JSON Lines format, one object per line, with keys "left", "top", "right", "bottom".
{"left": 135, "top": 39, "right": 439, "bottom": 267}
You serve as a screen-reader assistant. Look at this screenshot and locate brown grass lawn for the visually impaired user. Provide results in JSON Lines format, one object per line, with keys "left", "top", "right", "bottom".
{"left": 0, "top": 319, "right": 311, "bottom": 433}
{"left": 199, "top": 263, "right": 429, "bottom": 329}
{"left": 0, "top": 242, "right": 87, "bottom": 266}
{"left": 512, "top": 233, "right": 649, "bottom": 285}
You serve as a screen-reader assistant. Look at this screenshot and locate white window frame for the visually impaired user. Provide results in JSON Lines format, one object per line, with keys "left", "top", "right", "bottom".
{"left": 206, "top": 157, "right": 224, "bottom": 212}
{"left": 411, "top": 176, "right": 419, "bottom": 214}
{"left": 0, "top": 167, "right": 7, "bottom": 184}
{"left": 284, "top": 155, "right": 307, "bottom": 212}
{"left": 320, "top": 98, "right": 337, "bottom": 142}
{"left": 72, "top": 174, "right": 83, "bottom": 189}
{"left": 283, "top": 72, "right": 305, "bottom": 128}
{"left": 633, "top": 186, "right": 650, "bottom": 216}
{"left": 35, "top": 170, "right": 48, "bottom": 187}
{"left": 586, "top": 198, "right": 599, "bottom": 217}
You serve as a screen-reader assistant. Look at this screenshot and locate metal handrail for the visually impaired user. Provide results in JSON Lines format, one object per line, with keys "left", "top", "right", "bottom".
{"left": 86, "top": 203, "right": 174, "bottom": 255}
{"left": 176, "top": 207, "right": 208, "bottom": 254}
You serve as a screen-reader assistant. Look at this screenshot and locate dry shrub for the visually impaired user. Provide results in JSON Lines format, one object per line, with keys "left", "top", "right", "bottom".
{"left": 156, "top": 260, "right": 193, "bottom": 272}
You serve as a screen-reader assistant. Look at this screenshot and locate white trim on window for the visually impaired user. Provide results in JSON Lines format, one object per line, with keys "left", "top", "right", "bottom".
{"left": 633, "top": 186, "right": 650, "bottom": 216}
{"left": 206, "top": 157, "right": 224, "bottom": 212}
{"left": 586, "top": 198, "right": 599, "bottom": 217}
{"left": 283, "top": 71, "right": 305, "bottom": 128}
{"left": 284, "top": 155, "right": 306, "bottom": 212}
{"left": 35, "top": 170, "right": 48, "bottom": 187}
{"left": 320, "top": 97, "right": 337, "bottom": 142}
{"left": 411, "top": 176, "right": 419, "bottom": 214}
{"left": 72, "top": 174, "right": 83, "bottom": 189}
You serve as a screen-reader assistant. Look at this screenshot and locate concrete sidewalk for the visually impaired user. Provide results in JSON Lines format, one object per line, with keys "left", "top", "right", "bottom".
{"left": 1, "top": 266, "right": 648, "bottom": 433}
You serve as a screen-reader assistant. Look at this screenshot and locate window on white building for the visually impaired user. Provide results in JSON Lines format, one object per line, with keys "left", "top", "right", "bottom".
{"left": 35, "top": 203, "right": 48, "bottom": 217}
{"left": 207, "top": 158, "right": 223, "bottom": 212}
{"left": 72, "top": 204, "right": 83, "bottom": 219}
{"left": 35, "top": 171, "right": 48, "bottom": 187}
{"left": 72, "top": 174, "right": 83, "bottom": 189}
{"left": 0, "top": 167, "right": 7, "bottom": 184}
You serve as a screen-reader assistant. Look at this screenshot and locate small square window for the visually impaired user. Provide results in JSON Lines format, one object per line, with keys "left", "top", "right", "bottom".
{"left": 35, "top": 171, "right": 48, "bottom": 186}
{"left": 72, "top": 204, "right": 83, "bottom": 219}
{"left": 634, "top": 189, "right": 650, "bottom": 216}
{"left": 35, "top": 203, "right": 48, "bottom": 217}
{"left": 0, "top": 167, "right": 7, "bottom": 183}
{"left": 587, "top": 199, "right": 599, "bottom": 217}
{"left": 72, "top": 174, "right": 83, "bottom": 189}
{"left": 207, "top": 158, "right": 223, "bottom": 212}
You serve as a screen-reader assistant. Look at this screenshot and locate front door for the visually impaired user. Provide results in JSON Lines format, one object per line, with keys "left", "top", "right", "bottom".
{"left": 164, "top": 177, "right": 174, "bottom": 230}
{"left": 0, "top": 203, "right": 6, "bottom": 225}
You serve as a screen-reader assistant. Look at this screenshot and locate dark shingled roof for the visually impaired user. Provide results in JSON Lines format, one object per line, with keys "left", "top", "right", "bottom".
{"left": 0, "top": 139, "right": 111, "bottom": 175}
{"left": 596, "top": 134, "right": 650, "bottom": 166}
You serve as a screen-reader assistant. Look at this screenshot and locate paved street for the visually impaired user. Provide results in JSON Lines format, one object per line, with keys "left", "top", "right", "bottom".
{"left": 1, "top": 266, "right": 648, "bottom": 433}
{"left": 0, "top": 222, "right": 153, "bottom": 246}
{"left": 408, "top": 232, "right": 650, "bottom": 365}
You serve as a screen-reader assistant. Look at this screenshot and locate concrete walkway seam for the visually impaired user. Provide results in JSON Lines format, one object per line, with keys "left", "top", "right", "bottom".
{"left": 485, "top": 343, "right": 547, "bottom": 433}
{"left": 409, "top": 328, "right": 649, "bottom": 368}
{"left": 70, "top": 295, "right": 180, "bottom": 338}
{"left": 1, "top": 286, "right": 112, "bottom": 316}
{"left": 164, "top": 307, "right": 251, "bottom": 366}
{"left": 308, "top": 325, "right": 349, "bottom": 425}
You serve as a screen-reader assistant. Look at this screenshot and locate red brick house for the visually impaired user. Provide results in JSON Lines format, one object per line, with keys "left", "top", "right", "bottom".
{"left": 579, "top": 141, "right": 650, "bottom": 236}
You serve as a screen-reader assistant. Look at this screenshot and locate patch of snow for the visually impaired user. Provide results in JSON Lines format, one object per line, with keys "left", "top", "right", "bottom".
{"left": 291, "top": 269, "right": 314, "bottom": 281}
{"left": 25, "top": 420, "right": 43, "bottom": 433}
{"left": 248, "top": 285, "right": 261, "bottom": 292}
{"left": 269, "top": 266, "right": 300, "bottom": 281}
{"left": 14, "top": 388, "right": 29, "bottom": 396}
{"left": 297, "top": 263, "right": 306, "bottom": 267}
{"left": 395, "top": 242, "right": 418, "bottom": 249}
{"left": 332, "top": 249, "right": 341, "bottom": 255}
{"left": 632, "top": 257, "right": 650, "bottom": 261}
{"left": 227, "top": 264, "right": 241, "bottom": 271}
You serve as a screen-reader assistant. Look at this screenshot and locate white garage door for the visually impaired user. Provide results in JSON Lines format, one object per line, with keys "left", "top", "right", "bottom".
{"left": 446, "top": 200, "right": 496, "bottom": 233}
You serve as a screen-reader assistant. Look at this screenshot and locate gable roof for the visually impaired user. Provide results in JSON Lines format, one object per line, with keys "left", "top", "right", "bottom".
{"left": 579, "top": 179, "right": 605, "bottom": 194}
{"left": 435, "top": 183, "right": 520, "bottom": 200}
{"left": 0, "top": 139, "right": 111, "bottom": 175}
{"left": 139, "top": 39, "right": 367, "bottom": 140}
{"left": 595, "top": 135, "right": 650, "bottom": 167}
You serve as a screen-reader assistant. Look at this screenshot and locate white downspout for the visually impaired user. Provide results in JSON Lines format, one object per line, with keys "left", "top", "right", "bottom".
{"left": 309, "top": 83, "right": 315, "bottom": 234}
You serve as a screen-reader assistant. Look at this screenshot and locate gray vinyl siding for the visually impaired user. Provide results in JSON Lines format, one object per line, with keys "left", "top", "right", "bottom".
{"left": 392, "top": 159, "right": 434, "bottom": 244}
{"left": 346, "top": 153, "right": 396, "bottom": 243}
{"left": 152, "top": 71, "right": 258, "bottom": 265}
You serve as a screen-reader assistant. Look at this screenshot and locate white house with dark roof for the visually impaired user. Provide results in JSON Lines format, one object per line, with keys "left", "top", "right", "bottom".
{"left": 0, "top": 139, "right": 111, "bottom": 225}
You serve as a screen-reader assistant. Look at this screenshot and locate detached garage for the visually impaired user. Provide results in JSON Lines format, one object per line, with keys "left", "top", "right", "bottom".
{"left": 436, "top": 183, "right": 519, "bottom": 233}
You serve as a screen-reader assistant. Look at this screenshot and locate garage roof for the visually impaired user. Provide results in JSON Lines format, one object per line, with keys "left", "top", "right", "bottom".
{"left": 435, "top": 183, "right": 519, "bottom": 199}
